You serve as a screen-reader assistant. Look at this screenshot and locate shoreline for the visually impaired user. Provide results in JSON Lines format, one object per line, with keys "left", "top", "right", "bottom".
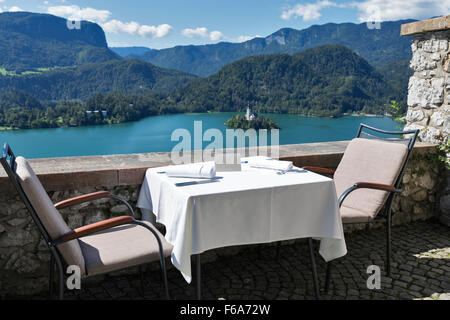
{"left": 0, "top": 111, "right": 391, "bottom": 132}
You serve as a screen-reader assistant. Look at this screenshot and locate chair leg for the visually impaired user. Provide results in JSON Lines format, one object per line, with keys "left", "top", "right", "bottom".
{"left": 158, "top": 255, "right": 170, "bottom": 300}
{"left": 324, "top": 261, "right": 332, "bottom": 294}
{"left": 56, "top": 259, "right": 64, "bottom": 300}
{"left": 196, "top": 254, "right": 202, "bottom": 300}
{"left": 49, "top": 254, "right": 55, "bottom": 299}
{"left": 308, "top": 238, "right": 320, "bottom": 300}
{"left": 386, "top": 215, "right": 391, "bottom": 277}
{"left": 50, "top": 247, "right": 64, "bottom": 300}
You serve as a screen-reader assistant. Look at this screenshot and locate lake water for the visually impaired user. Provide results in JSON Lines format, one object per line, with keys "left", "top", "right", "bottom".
{"left": 0, "top": 112, "right": 400, "bottom": 159}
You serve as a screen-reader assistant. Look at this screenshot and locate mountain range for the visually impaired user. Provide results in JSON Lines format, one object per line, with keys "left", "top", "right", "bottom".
{"left": 125, "top": 20, "right": 415, "bottom": 77}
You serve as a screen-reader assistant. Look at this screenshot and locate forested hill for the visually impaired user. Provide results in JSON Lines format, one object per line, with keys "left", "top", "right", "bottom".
{"left": 129, "top": 20, "right": 415, "bottom": 77}
{"left": 0, "top": 12, "right": 120, "bottom": 72}
{"left": 169, "top": 45, "right": 395, "bottom": 117}
{"left": 0, "top": 59, "right": 198, "bottom": 101}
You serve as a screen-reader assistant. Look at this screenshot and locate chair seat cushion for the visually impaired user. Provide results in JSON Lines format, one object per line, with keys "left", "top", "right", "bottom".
{"left": 340, "top": 206, "right": 375, "bottom": 224}
{"left": 79, "top": 221, "right": 173, "bottom": 277}
{"left": 334, "top": 138, "right": 409, "bottom": 223}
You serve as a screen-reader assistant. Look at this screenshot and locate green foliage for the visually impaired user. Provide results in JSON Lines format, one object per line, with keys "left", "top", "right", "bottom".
{"left": 0, "top": 91, "right": 185, "bottom": 129}
{"left": 390, "top": 100, "right": 402, "bottom": 120}
{"left": 0, "top": 60, "right": 197, "bottom": 100}
{"left": 169, "top": 45, "right": 396, "bottom": 117}
{"left": 437, "top": 139, "right": 450, "bottom": 170}
{"left": 225, "top": 114, "right": 280, "bottom": 130}
{"left": 389, "top": 100, "right": 407, "bottom": 130}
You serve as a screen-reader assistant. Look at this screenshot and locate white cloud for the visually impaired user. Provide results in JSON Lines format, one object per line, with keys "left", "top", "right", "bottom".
{"left": 137, "top": 23, "right": 172, "bottom": 38}
{"left": 47, "top": 5, "right": 111, "bottom": 23}
{"left": 209, "top": 30, "right": 224, "bottom": 41}
{"left": 9, "top": 6, "right": 24, "bottom": 12}
{"left": 281, "top": 1, "right": 340, "bottom": 21}
{"left": 47, "top": 5, "right": 172, "bottom": 38}
{"left": 351, "top": 0, "right": 450, "bottom": 22}
{"left": 102, "top": 20, "right": 172, "bottom": 38}
{"left": 102, "top": 20, "right": 140, "bottom": 34}
{"left": 182, "top": 27, "right": 209, "bottom": 38}
{"left": 182, "top": 27, "right": 224, "bottom": 41}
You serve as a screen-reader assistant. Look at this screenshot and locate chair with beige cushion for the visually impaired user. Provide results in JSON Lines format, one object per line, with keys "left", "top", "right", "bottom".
{"left": 1, "top": 143, "right": 173, "bottom": 300}
{"left": 302, "top": 124, "right": 419, "bottom": 293}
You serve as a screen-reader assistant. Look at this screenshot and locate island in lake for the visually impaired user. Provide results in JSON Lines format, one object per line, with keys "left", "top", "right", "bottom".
{"left": 225, "top": 107, "right": 280, "bottom": 130}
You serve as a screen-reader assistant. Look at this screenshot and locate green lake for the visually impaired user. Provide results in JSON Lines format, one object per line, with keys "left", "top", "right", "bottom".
{"left": 0, "top": 112, "right": 401, "bottom": 159}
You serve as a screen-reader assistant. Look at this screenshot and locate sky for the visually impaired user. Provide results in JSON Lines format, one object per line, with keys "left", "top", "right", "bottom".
{"left": 0, "top": 0, "right": 449, "bottom": 49}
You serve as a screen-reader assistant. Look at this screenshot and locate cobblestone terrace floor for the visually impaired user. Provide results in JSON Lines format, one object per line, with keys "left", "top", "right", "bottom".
{"left": 38, "top": 220, "right": 450, "bottom": 300}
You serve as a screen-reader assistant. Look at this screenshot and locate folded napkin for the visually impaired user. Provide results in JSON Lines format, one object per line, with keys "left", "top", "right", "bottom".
{"left": 242, "top": 156, "right": 293, "bottom": 172}
{"left": 165, "top": 161, "right": 216, "bottom": 178}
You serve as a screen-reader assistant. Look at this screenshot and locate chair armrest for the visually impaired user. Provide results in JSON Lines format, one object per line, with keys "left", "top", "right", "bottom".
{"left": 338, "top": 182, "right": 402, "bottom": 208}
{"left": 302, "top": 166, "right": 335, "bottom": 175}
{"left": 55, "top": 216, "right": 135, "bottom": 244}
{"left": 353, "top": 182, "right": 401, "bottom": 193}
{"left": 54, "top": 191, "right": 112, "bottom": 210}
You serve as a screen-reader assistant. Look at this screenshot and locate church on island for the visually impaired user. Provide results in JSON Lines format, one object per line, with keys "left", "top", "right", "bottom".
{"left": 245, "top": 106, "right": 257, "bottom": 121}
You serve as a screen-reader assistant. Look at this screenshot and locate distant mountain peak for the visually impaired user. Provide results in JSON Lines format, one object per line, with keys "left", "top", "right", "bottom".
{"left": 0, "top": 11, "right": 119, "bottom": 71}
{"left": 0, "top": 11, "right": 108, "bottom": 47}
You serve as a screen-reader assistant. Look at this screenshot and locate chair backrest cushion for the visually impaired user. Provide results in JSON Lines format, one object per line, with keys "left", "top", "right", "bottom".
{"left": 334, "top": 138, "right": 409, "bottom": 220}
{"left": 15, "top": 157, "right": 86, "bottom": 275}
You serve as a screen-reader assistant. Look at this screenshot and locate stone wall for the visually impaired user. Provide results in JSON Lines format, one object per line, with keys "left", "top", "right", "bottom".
{"left": 401, "top": 16, "right": 450, "bottom": 226}
{"left": 0, "top": 142, "right": 441, "bottom": 297}
{"left": 404, "top": 30, "right": 449, "bottom": 142}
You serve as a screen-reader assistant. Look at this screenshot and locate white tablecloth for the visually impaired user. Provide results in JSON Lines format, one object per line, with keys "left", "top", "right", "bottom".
{"left": 137, "top": 167, "right": 347, "bottom": 283}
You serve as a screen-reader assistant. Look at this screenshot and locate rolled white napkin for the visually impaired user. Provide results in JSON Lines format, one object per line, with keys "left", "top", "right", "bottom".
{"left": 165, "top": 161, "right": 216, "bottom": 178}
{"left": 242, "top": 156, "right": 293, "bottom": 172}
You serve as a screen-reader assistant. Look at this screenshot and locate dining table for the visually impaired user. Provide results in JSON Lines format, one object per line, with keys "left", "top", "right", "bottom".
{"left": 137, "top": 163, "right": 347, "bottom": 299}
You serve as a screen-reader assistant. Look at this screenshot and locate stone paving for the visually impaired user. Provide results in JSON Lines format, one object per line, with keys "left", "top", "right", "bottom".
{"left": 33, "top": 220, "right": 449, "bottom": 300}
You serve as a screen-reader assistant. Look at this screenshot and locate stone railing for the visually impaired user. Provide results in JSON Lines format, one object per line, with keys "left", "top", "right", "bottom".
{"left": 401, "top": 16, "right": 450, "bottom": 226}
{"left": 0, "top": 141, "right": 443, "bottom": 297}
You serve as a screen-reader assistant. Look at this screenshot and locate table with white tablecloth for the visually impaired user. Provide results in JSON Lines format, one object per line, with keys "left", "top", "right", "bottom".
{"left": 137, "top": 166, "right": 347, "bottom": 286}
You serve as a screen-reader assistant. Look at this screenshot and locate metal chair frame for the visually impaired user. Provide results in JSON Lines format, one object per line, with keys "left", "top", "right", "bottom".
{"left": 1, "top": 143, "right": 170, "bottom": 300}
{"left": 323, "top": 124, "right": 419, "bottom": 293}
